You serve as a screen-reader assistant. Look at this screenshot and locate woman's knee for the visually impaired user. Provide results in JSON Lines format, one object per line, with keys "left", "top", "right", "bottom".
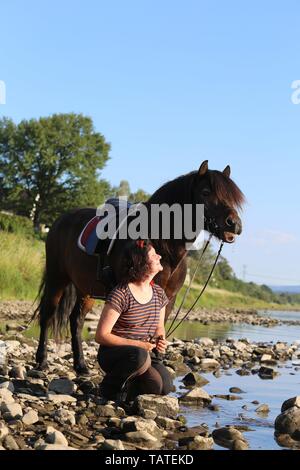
{"left": 130, "top": 346, "right": 149, "bottom": 370}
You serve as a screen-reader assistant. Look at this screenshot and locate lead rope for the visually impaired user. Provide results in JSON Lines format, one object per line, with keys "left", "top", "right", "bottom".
{"left": 166, "top": 240, "right": 224, "bottom": 339}
{"left": 166, "top": 235, "right": 212, "bottom": 338}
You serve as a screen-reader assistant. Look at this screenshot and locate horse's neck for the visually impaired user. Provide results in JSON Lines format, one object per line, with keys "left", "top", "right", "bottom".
{"left": 147, "top": 173, "right": 193, "bottom": 205}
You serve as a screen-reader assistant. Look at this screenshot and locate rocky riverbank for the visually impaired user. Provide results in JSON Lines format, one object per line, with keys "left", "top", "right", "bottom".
{"left": 1, "top": 329, "right": 300, "bottom": 450}
{"left": 1, "top": 301, "right": 300, "bottom": 332}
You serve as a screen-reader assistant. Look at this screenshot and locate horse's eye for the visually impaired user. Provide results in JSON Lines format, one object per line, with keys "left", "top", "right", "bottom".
{"left": 202, "top": 189, "right": 211, "bottom": 197}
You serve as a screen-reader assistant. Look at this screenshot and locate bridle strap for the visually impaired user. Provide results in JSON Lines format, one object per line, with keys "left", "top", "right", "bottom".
{"left": 166, "top": 240, "right": 224, "bottom": 339}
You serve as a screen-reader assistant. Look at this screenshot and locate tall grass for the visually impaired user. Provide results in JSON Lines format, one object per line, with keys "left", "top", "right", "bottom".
{"left": 0, "top": 231, "right": 44, "bottom": 300}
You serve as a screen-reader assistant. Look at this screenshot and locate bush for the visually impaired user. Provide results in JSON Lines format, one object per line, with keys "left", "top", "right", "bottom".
{"left": 0, "top": 212, "right": 35, "bottom": 238}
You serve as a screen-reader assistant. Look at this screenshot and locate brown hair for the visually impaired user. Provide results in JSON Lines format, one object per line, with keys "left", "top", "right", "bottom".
{"left": 120, "top": 239, "right": 153, "bottom": 283}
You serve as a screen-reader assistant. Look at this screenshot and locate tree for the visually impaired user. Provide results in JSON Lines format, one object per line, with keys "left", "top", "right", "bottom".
{"left": 129, "top": 188, "right": 150, "bottom": 203}
{"left": 0, "top": 114, "right": 111, "bottom": 229}
{"left": 113, "top": 180, "right": 131, "bottom": 198}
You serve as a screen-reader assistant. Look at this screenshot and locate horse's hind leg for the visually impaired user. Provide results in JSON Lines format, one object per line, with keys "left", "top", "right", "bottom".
{"left": 70, "top": 295, "right": 95, "bottom": 375}
{"left": 36, "top": 284, "right": 66, "bottom": 370}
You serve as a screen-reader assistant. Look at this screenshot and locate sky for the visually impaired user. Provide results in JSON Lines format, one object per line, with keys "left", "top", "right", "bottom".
{"left": 0, "top": 0, "right": 300, "bottom": 285}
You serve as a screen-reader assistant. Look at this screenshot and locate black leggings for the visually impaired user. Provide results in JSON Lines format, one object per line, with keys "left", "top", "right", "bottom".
{"left": 97, "top": 345, "right": 173, "bottom": 400}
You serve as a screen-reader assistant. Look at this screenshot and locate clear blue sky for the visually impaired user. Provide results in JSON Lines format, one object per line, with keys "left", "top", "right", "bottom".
{"left": 1, "top": 0, "right": 300, "bottom": 285}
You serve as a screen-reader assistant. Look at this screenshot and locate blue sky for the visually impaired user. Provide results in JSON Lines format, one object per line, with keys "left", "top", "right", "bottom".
{"left": 1, "top": 0, "right": 300, "bottom": 285}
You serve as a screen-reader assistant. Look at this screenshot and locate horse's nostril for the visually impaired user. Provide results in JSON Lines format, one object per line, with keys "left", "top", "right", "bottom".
{"left": 226, "top": 217, "right": 234, "bottom": 227}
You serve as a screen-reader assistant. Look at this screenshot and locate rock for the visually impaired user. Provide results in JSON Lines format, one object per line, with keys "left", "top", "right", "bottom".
{"left": 182, "top": 435, "right": 214, "bottom": 450}
{"left": 179, "top": 387, "right": 211, "bottom": 405}
{"left": 135, "top": 395, "right": 179, "bottom": 419}
{"left": 100, "top": 439, "right": 125, "bottom": 450}
{"left": 124, "top": 431, "right": 160, "bottom": 448}
{"left": 281, "top": 396, "right": 300, "bottom": 413}
{"left": 229, "top": 387, "right": 244, "bottom": 394}
{"left": 275, "top": 406, "right": 300, "bottom": 436}
{"left": 258, "top": 367, "right": 279, "bottom": 379}
{"left": 0, "top": 388, "right": 14, "bottom": 404}
{"left": 255, "top": 404, "right": 270, "bottom": 414}
{"left": 200, "top": 359, "right": 220, "bottom": 370}
{"left": 47, "top": 393, "right": 77, "bottom": 404}
{"left": 139, "top": 409, "right": 157, "bottom": 420}
{"left": 261, "top": 354, "right": 273, "bottom": 362}
{"left": 236, "top": 369, "right": 251, "bottom": 376}
{"left": 121, "top": 417, "right": 162, "bottom": 438}
{"left": 212, "top": 426, "right": 248, "bottom": 450}
{"left": 11, "top": 379, "right": 47, "bottom": 396}
{"left": 196, "top": 337, "right": 214, "bottom": 347}
{"left": 155, "top": 416, "right": 181, "bottom": 430}
{"left": 54, "top": 409, "right": 76, "bottom": 426}
{"left": 1, "top": 402, "right": 23, "bottom": 420}
{"left": 182, "top": 372, "right": 209, "bottom": 387}
{"left": 0, "top": 422, "right": 9, "bottom": 439}
{"left": 9, "top": 365, "right": 26, "bottom": 379}
{"left": 48, "top": 378, "right": 76, "bottom": 395}
{"left": 46, "top": 427, "right": 69, "bottom": 447}
{"left": 274, "top": 432, "right": 300, "bottom": 449}
{"left": 0, "top": 381, "right": 14, "bottom": 392}
{"left": 232, "top": 439, "right": 249, "bottom": 450}
{"left": 22, "top": 409, "right": 39, "bottom": 425}
{"left": 3, "top": 435, "right": 19, "bottom": 450}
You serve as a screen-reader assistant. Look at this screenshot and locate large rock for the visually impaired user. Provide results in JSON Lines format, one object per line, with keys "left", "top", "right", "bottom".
{"left": 0, "top": 388, "right": 14, "bottom": 405}
{"left": 124, "top": 431, "right": 161, "bottom": 449}
{"left": 54, "top": 409, "right": 76, "bottom": 426}
{"left": 48, "top": 378, "right": 76, "bottom": 395}
{"left": 46, "top": 427, "right": 69, "bottom": 447}
{"left": 121, "top": 417, "right": 163, "bottom": 438}
{"left": 179, "top": 387, "right": 211, "bottom": 406}
{"left": 275, "top": 406, "right": 300, "bottom": 437}
{"left": 212, "top": 426, "right": 249, "bottom": 450}
{"left": 182, "top": 372, "right": 209, "bottom": 387}
{"left": 281, "top": 396, "right": 300, "bottom": 413}
{"left": 47, "top": 393, "right": 77, "bottom": 404}
{"left": 1, "top": 402, "right": 23, "bottom": 420}
{"left": 22, "top": 410, "right": 39, "bottom": 426}
{"left": 135, "top": 395, "right": 179, "bottom": 419}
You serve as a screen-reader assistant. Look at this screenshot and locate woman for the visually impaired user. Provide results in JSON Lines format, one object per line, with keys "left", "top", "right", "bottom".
{"left": 95, "top": 239, "right": 173, "bottom": 402}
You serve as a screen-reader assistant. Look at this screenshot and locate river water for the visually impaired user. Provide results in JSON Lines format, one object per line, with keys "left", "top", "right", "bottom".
{"left": 168, "top": 310, "right": 300, "bottom": 450}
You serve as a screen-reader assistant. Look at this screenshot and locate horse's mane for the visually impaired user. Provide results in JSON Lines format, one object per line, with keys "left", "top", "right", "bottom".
{"left": 148, "top": 169, "right": 245, "bottom": 210}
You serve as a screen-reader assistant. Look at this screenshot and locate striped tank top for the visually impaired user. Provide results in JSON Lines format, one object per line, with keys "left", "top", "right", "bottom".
{"left": 105, "top": 283, "right": 169, "bottom": 340}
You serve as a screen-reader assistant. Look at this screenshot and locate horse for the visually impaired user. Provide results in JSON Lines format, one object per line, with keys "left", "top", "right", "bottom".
{"left": 34, "top": 160, "right": 244, "bottom": 374}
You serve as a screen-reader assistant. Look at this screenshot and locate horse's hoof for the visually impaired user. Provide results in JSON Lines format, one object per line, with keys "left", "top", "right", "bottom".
{"left": 36, "top": 362, "right": 48, "bottom": 371}
{"left": 75, "top": 365, "right": 90, "bottom": 376}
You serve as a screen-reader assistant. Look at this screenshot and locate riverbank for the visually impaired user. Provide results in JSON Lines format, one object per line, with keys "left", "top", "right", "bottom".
{"left": 1, "top": 330, "right": 300, "bottom": 450}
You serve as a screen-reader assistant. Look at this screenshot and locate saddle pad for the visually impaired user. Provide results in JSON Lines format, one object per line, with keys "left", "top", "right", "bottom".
{"left": 78, "top": 215, "right": 102, "bottom": 255}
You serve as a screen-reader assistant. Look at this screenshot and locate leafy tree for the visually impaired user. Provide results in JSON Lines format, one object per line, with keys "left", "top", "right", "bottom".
{"left": 129, "top": 188, "right": 150, "bottom": 203}
{"left": 0, "top": 114, "right": 111, "bottom": 229}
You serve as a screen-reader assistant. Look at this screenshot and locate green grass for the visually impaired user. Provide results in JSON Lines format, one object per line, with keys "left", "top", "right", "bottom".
{"left": 1, "top": 229, "right": 300, "bottom": 311}
{"left": 0, "top": 231, "right": 44, "bottom": 300}
{"left": 175, "top": 283, "right": 300, "bottom": 311}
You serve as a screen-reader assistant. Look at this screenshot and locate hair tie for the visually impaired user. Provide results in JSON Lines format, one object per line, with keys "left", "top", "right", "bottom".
{"left": 136, "top": 240, "right": 145, "bottom": 249}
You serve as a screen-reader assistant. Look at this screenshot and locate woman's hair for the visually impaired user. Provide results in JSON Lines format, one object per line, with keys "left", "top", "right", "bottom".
{"left": 120, "top": 239, "right": 153, "bottom": 284}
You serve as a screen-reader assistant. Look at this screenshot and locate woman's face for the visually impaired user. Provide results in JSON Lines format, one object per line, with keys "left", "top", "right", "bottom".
{"left": 147, "top": 245, "right": 163, "bottom": 275}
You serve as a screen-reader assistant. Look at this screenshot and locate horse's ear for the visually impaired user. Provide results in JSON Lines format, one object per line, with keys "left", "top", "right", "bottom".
{"left": 198, "top": 160, "right": 208, "bottom": 176}
{"left": 223, "top": 165, "right": 231, "bottom": 178}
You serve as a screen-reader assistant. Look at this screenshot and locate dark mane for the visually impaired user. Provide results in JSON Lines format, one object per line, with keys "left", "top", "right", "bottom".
{"left": 147, "top": 172, "right": 195, "bottom": 205}
{"left": 209, "top": 170, "right": 245, "bottom": 210}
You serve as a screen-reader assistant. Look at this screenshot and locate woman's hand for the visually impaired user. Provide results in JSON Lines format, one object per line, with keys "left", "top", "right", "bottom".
{"left": 138, "top": 341, "right": 156, "bottom": 352}
{"left": 155, "top": 337, "right": 168, "bottom": 354}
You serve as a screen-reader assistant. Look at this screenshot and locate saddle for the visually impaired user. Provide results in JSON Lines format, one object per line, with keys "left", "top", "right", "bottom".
{"left": 77, "top": 198, "right": 134, "bottom": 297}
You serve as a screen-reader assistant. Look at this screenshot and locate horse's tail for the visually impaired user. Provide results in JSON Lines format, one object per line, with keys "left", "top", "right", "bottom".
{"left": 32, "top": 273, "right": 77, "bottom": 341}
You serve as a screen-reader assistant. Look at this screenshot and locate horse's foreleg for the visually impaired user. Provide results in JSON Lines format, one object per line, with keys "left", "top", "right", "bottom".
{"left": 70, "top": 295, "right": 95, "bottom": 375}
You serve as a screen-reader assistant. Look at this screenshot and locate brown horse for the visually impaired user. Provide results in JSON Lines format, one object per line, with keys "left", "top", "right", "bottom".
{"left": 34, "top": 160, "right": 244, "bottom": 374}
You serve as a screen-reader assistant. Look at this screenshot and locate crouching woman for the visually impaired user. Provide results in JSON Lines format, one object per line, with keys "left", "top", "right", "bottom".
{"left": 95, "top": 239, "right": 173, "bottom": 402}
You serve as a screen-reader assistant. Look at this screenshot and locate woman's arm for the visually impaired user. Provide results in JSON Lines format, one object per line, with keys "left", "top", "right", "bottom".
{"left": 153, "top": 306, "right": 168, "bottom": 353}
{"left": 95, "top": 303, "right": 155, "bottom": 351}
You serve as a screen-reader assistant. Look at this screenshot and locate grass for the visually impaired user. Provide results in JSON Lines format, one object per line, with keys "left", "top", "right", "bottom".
{"left": 1, "top": 230, "right": 300, "bottom": 311}
{"left": 0, "top": 231, "right": 44, "bottom": 300}
{"left": 175, "top": 282, "right": 300, "bottom": 311}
